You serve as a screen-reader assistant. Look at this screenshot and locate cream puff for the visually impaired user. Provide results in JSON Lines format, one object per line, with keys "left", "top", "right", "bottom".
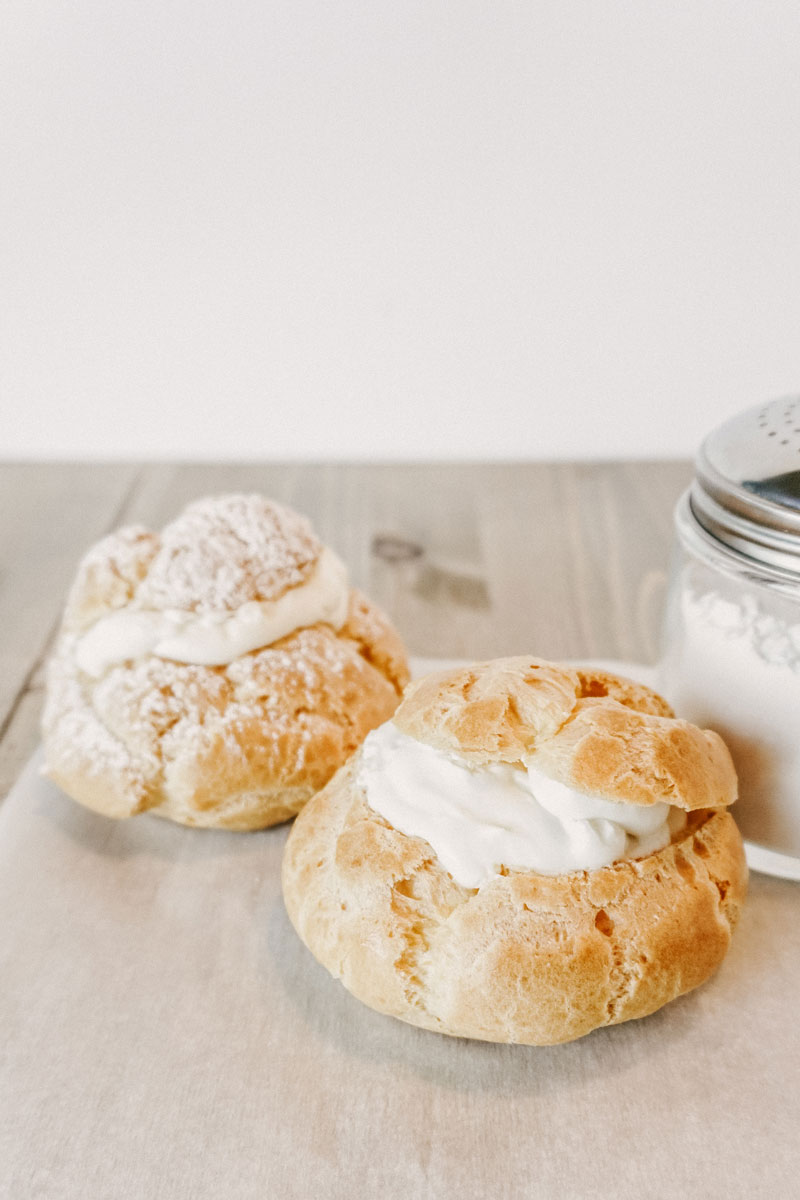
{"left": 43, "top": 493, "right": 409, "bottom": 829}
{"left": 282, "top": 657, "right": 746, "bottom": 1044}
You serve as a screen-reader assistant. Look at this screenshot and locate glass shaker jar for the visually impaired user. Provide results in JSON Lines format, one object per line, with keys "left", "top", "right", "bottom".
{"left": 660, "top": 396, "right": 800, "bottom": 863}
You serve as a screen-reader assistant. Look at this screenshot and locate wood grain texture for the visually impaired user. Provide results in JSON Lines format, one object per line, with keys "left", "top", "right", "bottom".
{"left": 0, "top": 460, "right": 692, "bottom": 798}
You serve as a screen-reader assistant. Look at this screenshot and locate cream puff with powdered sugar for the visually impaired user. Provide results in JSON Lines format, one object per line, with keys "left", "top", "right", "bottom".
{"left": 282, "top": 657, "right": 747, "bottom": 1045}
{"left": 43, "top": 494, "right": 409, "bottom": 830}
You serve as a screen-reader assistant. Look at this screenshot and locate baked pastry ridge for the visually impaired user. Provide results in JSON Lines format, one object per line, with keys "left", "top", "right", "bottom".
{"left": 42, "top": 494, "right": 409, "bottom": 829}
{"left": 282, "top": 657, "right": 747, "bottom": 1044}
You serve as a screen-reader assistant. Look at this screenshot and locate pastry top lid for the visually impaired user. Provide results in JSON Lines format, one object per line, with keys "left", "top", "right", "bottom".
{"left": 691, "top": 396, "right": 800, "bottom": 577}
{"left": 393, "top": 657, "right": 737, "bottom": 812}
{"left": 62, "top": 494, "right": 326, "bottom": 633}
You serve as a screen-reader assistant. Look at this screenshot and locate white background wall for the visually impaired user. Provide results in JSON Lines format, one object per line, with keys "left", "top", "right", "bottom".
{"left": 3, "top": 1, "right": 800, "bottom": 460}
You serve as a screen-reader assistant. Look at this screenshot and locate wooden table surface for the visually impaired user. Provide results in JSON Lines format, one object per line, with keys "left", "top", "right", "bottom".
{"left": 0, "top": 459, "right": 692, "bottom": 800}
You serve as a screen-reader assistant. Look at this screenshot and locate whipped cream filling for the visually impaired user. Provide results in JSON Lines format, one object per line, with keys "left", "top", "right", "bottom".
{"left": 74, "top": 547, "right": 350, "bottom": 677}
{"left": 358, "top": 721, "right": 686, "bottom": 888}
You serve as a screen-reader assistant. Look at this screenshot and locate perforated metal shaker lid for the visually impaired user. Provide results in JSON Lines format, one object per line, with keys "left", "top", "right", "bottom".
{"left": 690, "top": 396, "right": 800, "bottom": 576}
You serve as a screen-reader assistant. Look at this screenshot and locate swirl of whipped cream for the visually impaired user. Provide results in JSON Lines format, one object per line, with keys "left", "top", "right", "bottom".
{"left": 74, "top": 547, "right": 350, "bottom": 677}
{"left": 358, "top": 721, "right": 685, "bottom": 887}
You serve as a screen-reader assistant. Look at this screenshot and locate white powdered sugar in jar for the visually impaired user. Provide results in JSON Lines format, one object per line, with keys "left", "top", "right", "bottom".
{"left": 660, "top": 395, "right": 800, "bottom": 862}
{"left": 660, "top": 576, "right": 800, "bottom": 856}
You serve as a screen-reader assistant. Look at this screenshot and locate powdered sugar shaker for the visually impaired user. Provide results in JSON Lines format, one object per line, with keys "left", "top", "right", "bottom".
{"left": 660, "top": 396, "right": 800, "bottom": 863}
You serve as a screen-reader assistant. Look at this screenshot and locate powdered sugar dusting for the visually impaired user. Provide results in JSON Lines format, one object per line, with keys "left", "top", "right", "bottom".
{"left": 43, "top": 614, "right": 406, "bottom": 824}
{"left": 94, "top": 657, "right": 234, "bottom": 757}
{"left": 42, "top": 494, "right": 410, "bottom": 827}
{"left": 42, "top": 643, "right": 156, "bottom": 814}
{"left": 137, "top": 494, "right": 321, "bottom": 613}
{"left": 64, "top": 527, "right": 160, "bottom": 633}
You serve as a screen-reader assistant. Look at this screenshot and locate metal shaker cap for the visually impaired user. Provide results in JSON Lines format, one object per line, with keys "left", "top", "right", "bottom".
{"left": 690, "top": 396, "right": 800, "bottom": 577}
